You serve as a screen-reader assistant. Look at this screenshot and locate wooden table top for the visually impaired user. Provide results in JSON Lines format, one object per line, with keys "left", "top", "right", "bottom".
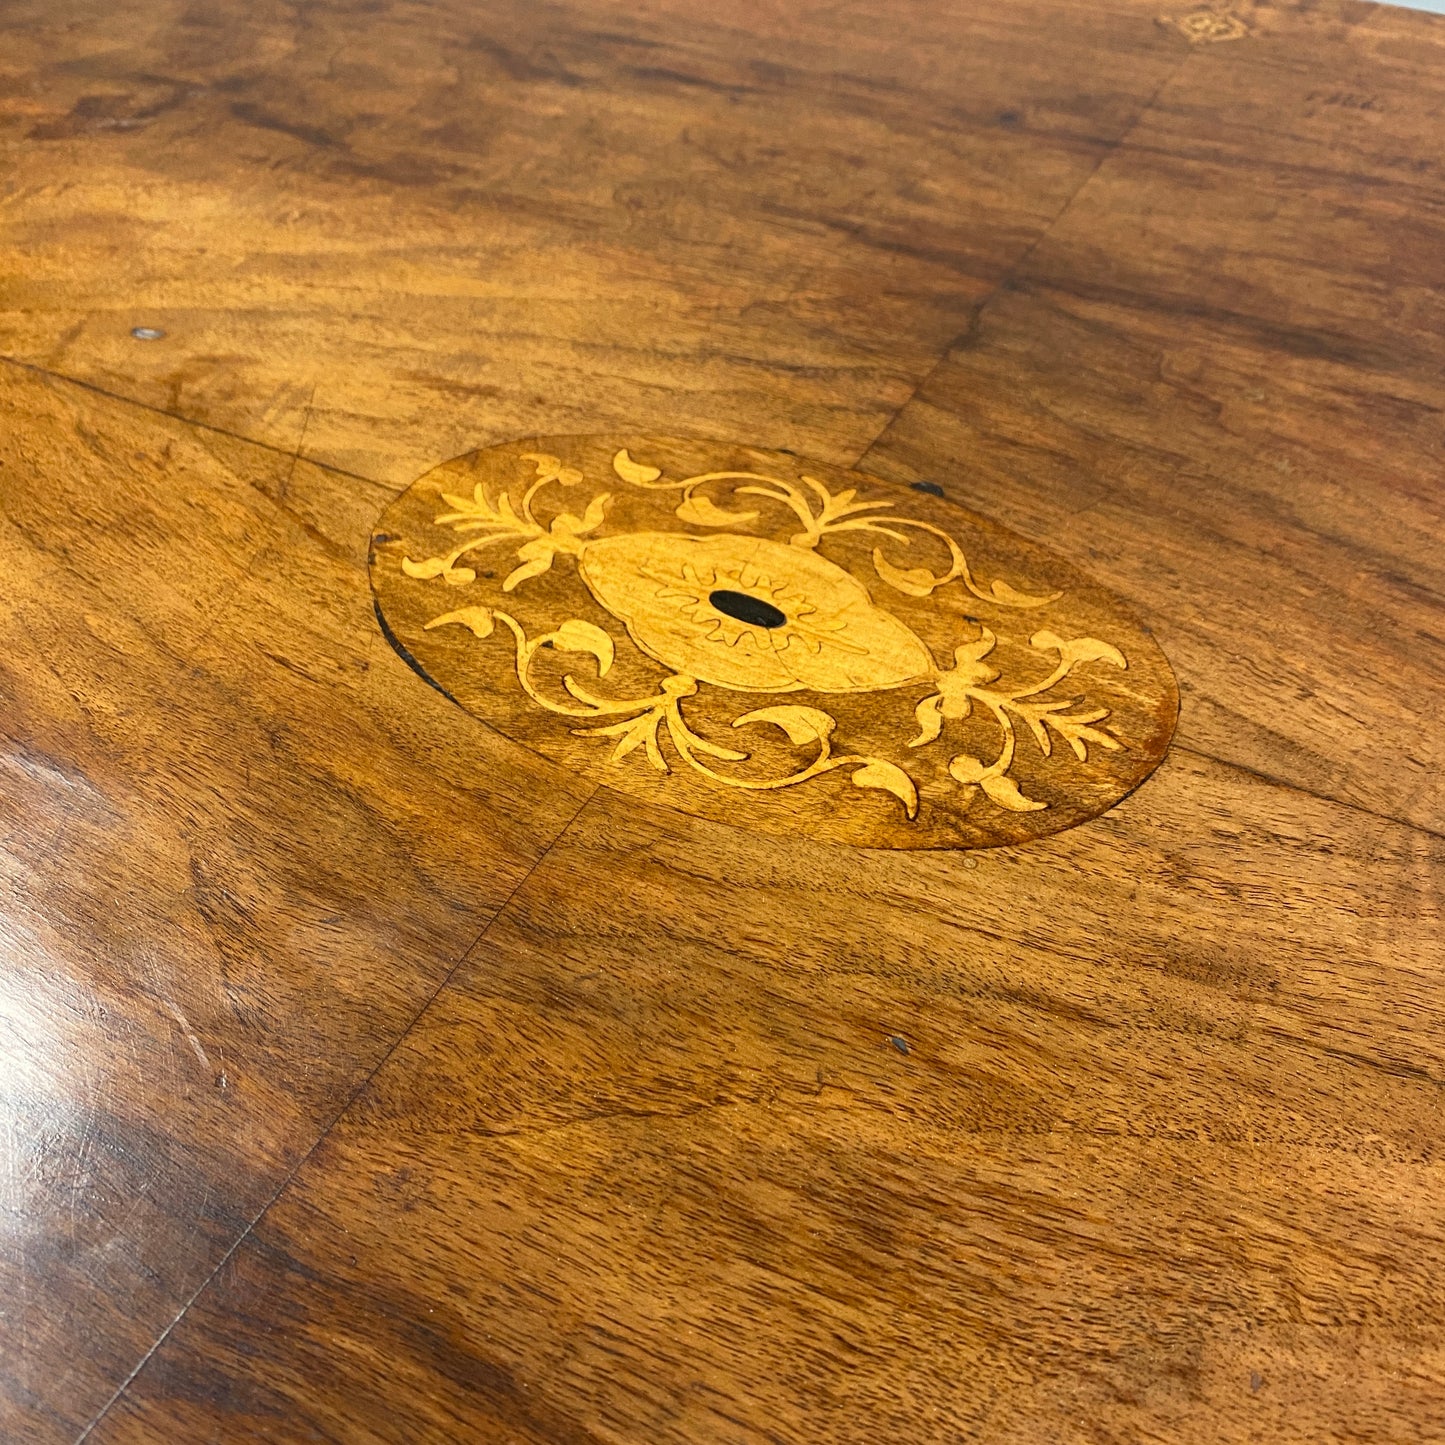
{"left": 3, "top": 1, "right": 1443, "bottom": 1440}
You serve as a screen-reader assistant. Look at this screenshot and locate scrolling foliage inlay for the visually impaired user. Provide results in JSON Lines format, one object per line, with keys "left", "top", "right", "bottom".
{"left": 370, "top": 436, "right": 1178, "bottom": 849}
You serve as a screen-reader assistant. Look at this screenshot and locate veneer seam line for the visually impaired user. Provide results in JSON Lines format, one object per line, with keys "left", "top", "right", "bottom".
{"left": 1172, "top": 742, "right": 1445, "bottom": 844}
{"left": 0, "top": 352, "right": 387, "bottom": 493}
{"left": 71, "top": 781, "right": 601, "bottom": 1445}
{"left": 853, "top": 42, "right": 1196, "bottom": 469}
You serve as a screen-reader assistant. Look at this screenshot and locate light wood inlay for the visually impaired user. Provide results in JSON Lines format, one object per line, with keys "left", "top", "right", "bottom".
{"left": 371, "top": 436, "right": 1177, "bottom": 848}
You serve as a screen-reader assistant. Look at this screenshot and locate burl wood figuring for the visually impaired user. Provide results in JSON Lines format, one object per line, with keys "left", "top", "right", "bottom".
{"left": 2, "top": 0, "right": 1444, "bottom": 1443}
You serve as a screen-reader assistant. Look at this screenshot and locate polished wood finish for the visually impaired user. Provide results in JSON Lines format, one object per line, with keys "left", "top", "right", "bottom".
{"left": 0, "top": 0, "right": 1184, "bottom": 481}
{"left": 2, "top": 0, "right": 1443, "bottom": 1441}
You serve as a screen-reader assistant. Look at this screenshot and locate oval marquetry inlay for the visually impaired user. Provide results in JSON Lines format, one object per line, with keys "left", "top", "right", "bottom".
{"left": 369, "top": 436, "right": 1178, "bottom": 849}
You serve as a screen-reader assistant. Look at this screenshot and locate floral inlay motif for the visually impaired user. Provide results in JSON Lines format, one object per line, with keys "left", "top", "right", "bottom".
{"left": 392, "top": 448, "right": 1138, "bottom": 822}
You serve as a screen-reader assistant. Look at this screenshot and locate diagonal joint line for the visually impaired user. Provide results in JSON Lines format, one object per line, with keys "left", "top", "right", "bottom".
{"left": 73, "top": 782, "right": 601, "bottom": 1443}
{"left": 0, "top": 353, "right": 379, "bottom": 491}
{"left": 1173, "top": 742, "right": 1445, "bottom": 844}
{"left": 853, "top": 42, "right": 1197, "bottom": 470}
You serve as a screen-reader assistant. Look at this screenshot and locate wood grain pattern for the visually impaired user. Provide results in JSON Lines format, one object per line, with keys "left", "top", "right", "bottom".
{"left": 92, "top": 765, "right": 1445, "bottom": 1443}
{"left": 0, "top": 0, "right": 1185, "bottom": 482}
{"left": 0, "top": 362, "right": 589, "bottom": 1438}
{"left": 1, "top": 0, "right": 1443, "bottom": 1440}
{"left": 860, "top": 0, "right": 1445, "bottom": 834}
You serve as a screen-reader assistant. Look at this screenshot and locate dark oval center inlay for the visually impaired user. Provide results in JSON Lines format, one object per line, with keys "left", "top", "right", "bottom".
{"left": 709, "top": 589, "right": 787, "bottom": 629}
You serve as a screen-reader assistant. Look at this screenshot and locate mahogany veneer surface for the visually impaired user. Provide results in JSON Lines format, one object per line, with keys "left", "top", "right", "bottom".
{"left": 1, "top": 0, "right": 1443, "bottom": 1441}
